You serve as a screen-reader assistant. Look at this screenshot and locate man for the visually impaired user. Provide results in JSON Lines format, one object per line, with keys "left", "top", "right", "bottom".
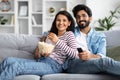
{"left": 65, "top": 4, "right": 120, "bottom": 75}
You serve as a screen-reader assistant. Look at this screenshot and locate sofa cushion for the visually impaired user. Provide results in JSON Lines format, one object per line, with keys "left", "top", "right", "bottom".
{"left": 0, "top": 33, "right": 40, "bottom": 63}
{"left": 41, "top": 73, "right": 120, "bottom": 80}
{"left": 104, "top": 30, "right": 120, "bottom": 48}
{"left": 0, "top": 48, "right": 34, "bottom": 63}
{"left": 0, "top": 33, "right": 40, "bottom": 53}
{"left": 107, "top": 46, "right": 120, "bottom": 61}
{"left": 14, "top": 75, "right": 40, "bottom": 80}
{"left": 104, "top": 30, "right": 120, "bottom": 61}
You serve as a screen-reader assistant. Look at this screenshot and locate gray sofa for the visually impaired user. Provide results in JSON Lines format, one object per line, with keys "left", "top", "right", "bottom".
{"left": 0, "top": 30, "right": 120, "bottom": 80}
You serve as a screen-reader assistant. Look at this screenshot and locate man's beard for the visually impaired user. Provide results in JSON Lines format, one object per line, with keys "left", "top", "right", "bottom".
{"left": 77, "top": 20, "right": 90, "bottom": 29}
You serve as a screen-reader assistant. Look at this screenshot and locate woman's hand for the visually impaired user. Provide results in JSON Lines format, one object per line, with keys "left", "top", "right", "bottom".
{"left": 48, "top": 32, "right": 59, "bottom": 43}
{"left": 40, "top": 36, "right": 47, "bottom": 42}
{"left": 41, "top": 53, "right": 50, "bottom": 57}
{"left": 34, "top": 47, "right": 50, "bottom": 58}
{"left": 34, "top": 47, "right": 41, "bottom": 59}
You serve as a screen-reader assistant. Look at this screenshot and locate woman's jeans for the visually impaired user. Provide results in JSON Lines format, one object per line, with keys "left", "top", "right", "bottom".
{"left": 65, "top": 57, "right": 120, "bottom": 75}
{"left": 0, "top": 57, "right": 62, "bottom": 80}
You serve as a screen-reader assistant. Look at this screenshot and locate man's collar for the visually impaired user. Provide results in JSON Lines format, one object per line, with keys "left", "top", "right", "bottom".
{"left": 75, "top": 26, "right": 94, "bottom": 35}
{"left": 87, "top": 28, "right": 94, "bottom": 36}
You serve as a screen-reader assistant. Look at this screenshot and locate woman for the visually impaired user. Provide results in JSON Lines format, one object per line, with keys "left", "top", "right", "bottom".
{"left": 0, "top": 11, "right": 78, "bottom": 80}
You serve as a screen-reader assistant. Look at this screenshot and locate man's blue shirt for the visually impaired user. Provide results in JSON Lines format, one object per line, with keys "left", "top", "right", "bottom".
{"left": 74, "top": 26, "right": 106, "bottom": 57}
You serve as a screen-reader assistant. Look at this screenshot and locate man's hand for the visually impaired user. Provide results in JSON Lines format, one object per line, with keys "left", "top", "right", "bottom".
{"left": 48, "top": 32, "right": 59, "bottom": 43}
{"left": 78, "top": 50, "right": 101, "bottom": 60}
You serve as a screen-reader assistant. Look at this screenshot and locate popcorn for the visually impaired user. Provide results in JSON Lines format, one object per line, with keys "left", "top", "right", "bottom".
{"left": 38, "top": 42, "right": 55, "bottom": 54}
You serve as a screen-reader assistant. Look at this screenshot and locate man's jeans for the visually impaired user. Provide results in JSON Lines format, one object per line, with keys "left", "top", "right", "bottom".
{"left": 0, "top": 57, "right": 62, "bottom": 80}
{"left": 65, "top": 57, "right": 120, "bottom": 75}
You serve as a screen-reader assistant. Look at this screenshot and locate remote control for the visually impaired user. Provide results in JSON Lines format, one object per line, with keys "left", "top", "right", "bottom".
{"left": 77, "top": 48, "right": 83, "bottom": 53}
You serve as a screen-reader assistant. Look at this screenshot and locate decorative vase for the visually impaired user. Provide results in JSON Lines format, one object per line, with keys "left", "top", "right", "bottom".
{"left": 49, "top": 7, "right": 55, "bottom": 17}
{"left": 0, "top": 0, "right": 11, "bottom": 12}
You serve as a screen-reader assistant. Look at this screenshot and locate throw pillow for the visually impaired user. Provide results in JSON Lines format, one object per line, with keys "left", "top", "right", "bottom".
{"left": 107, "top": 46, "right": 120, "bottom": 61}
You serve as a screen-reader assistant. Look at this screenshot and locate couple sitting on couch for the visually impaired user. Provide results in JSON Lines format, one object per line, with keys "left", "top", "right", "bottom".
{"left": 0, "top": 4, "right": 120, "bottom": 80}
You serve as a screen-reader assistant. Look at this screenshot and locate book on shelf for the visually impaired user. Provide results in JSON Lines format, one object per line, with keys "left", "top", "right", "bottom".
{"left": 10, "top": 15, "right": 14, "bottom": 25}
{"left": 32, "top": 16, "right": 37, "bottom": 25}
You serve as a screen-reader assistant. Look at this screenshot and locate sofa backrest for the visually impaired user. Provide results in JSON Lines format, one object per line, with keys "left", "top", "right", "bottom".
{"left": 0, "top": 33, "right": 40, "bottom": 63}
{"left": 0, "top": 30, "right": 120, "bottom": 63}
{"left": 103, "top": 30, "right": 120, "bottom": 48}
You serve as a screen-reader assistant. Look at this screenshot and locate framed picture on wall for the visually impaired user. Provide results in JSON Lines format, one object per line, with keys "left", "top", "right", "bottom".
{"left": 19, "top": 6, "right": 28, "bottom": 16}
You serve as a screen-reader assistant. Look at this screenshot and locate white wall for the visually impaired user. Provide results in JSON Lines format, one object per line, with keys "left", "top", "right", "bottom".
{"left": 86, "top": 0, "right": 120, "bottom": 30}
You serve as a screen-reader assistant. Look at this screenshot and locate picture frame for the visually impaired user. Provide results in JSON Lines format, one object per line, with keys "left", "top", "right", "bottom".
{"left": 19, "top": 6, "right": 28, "bottom": 16}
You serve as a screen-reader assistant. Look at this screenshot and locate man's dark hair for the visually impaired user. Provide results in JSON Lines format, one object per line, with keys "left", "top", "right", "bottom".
{"left": 72, "top": 4, "right": 92, "bottom": 17}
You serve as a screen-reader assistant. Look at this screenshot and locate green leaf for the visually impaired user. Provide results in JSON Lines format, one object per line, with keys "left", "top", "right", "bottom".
{"left": 0, "top": 17, "right": 8, "bottom": 25}
{"left": 95, "top": 27, "right": 105, "bottom": 31}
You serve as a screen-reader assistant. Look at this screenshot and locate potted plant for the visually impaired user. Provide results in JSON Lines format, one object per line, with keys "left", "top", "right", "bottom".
{"left": 0, "top": 16, "right": 8, "bottom": 25}
{"left": 95, "top": 6, "right": 120, "bottom": 31}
